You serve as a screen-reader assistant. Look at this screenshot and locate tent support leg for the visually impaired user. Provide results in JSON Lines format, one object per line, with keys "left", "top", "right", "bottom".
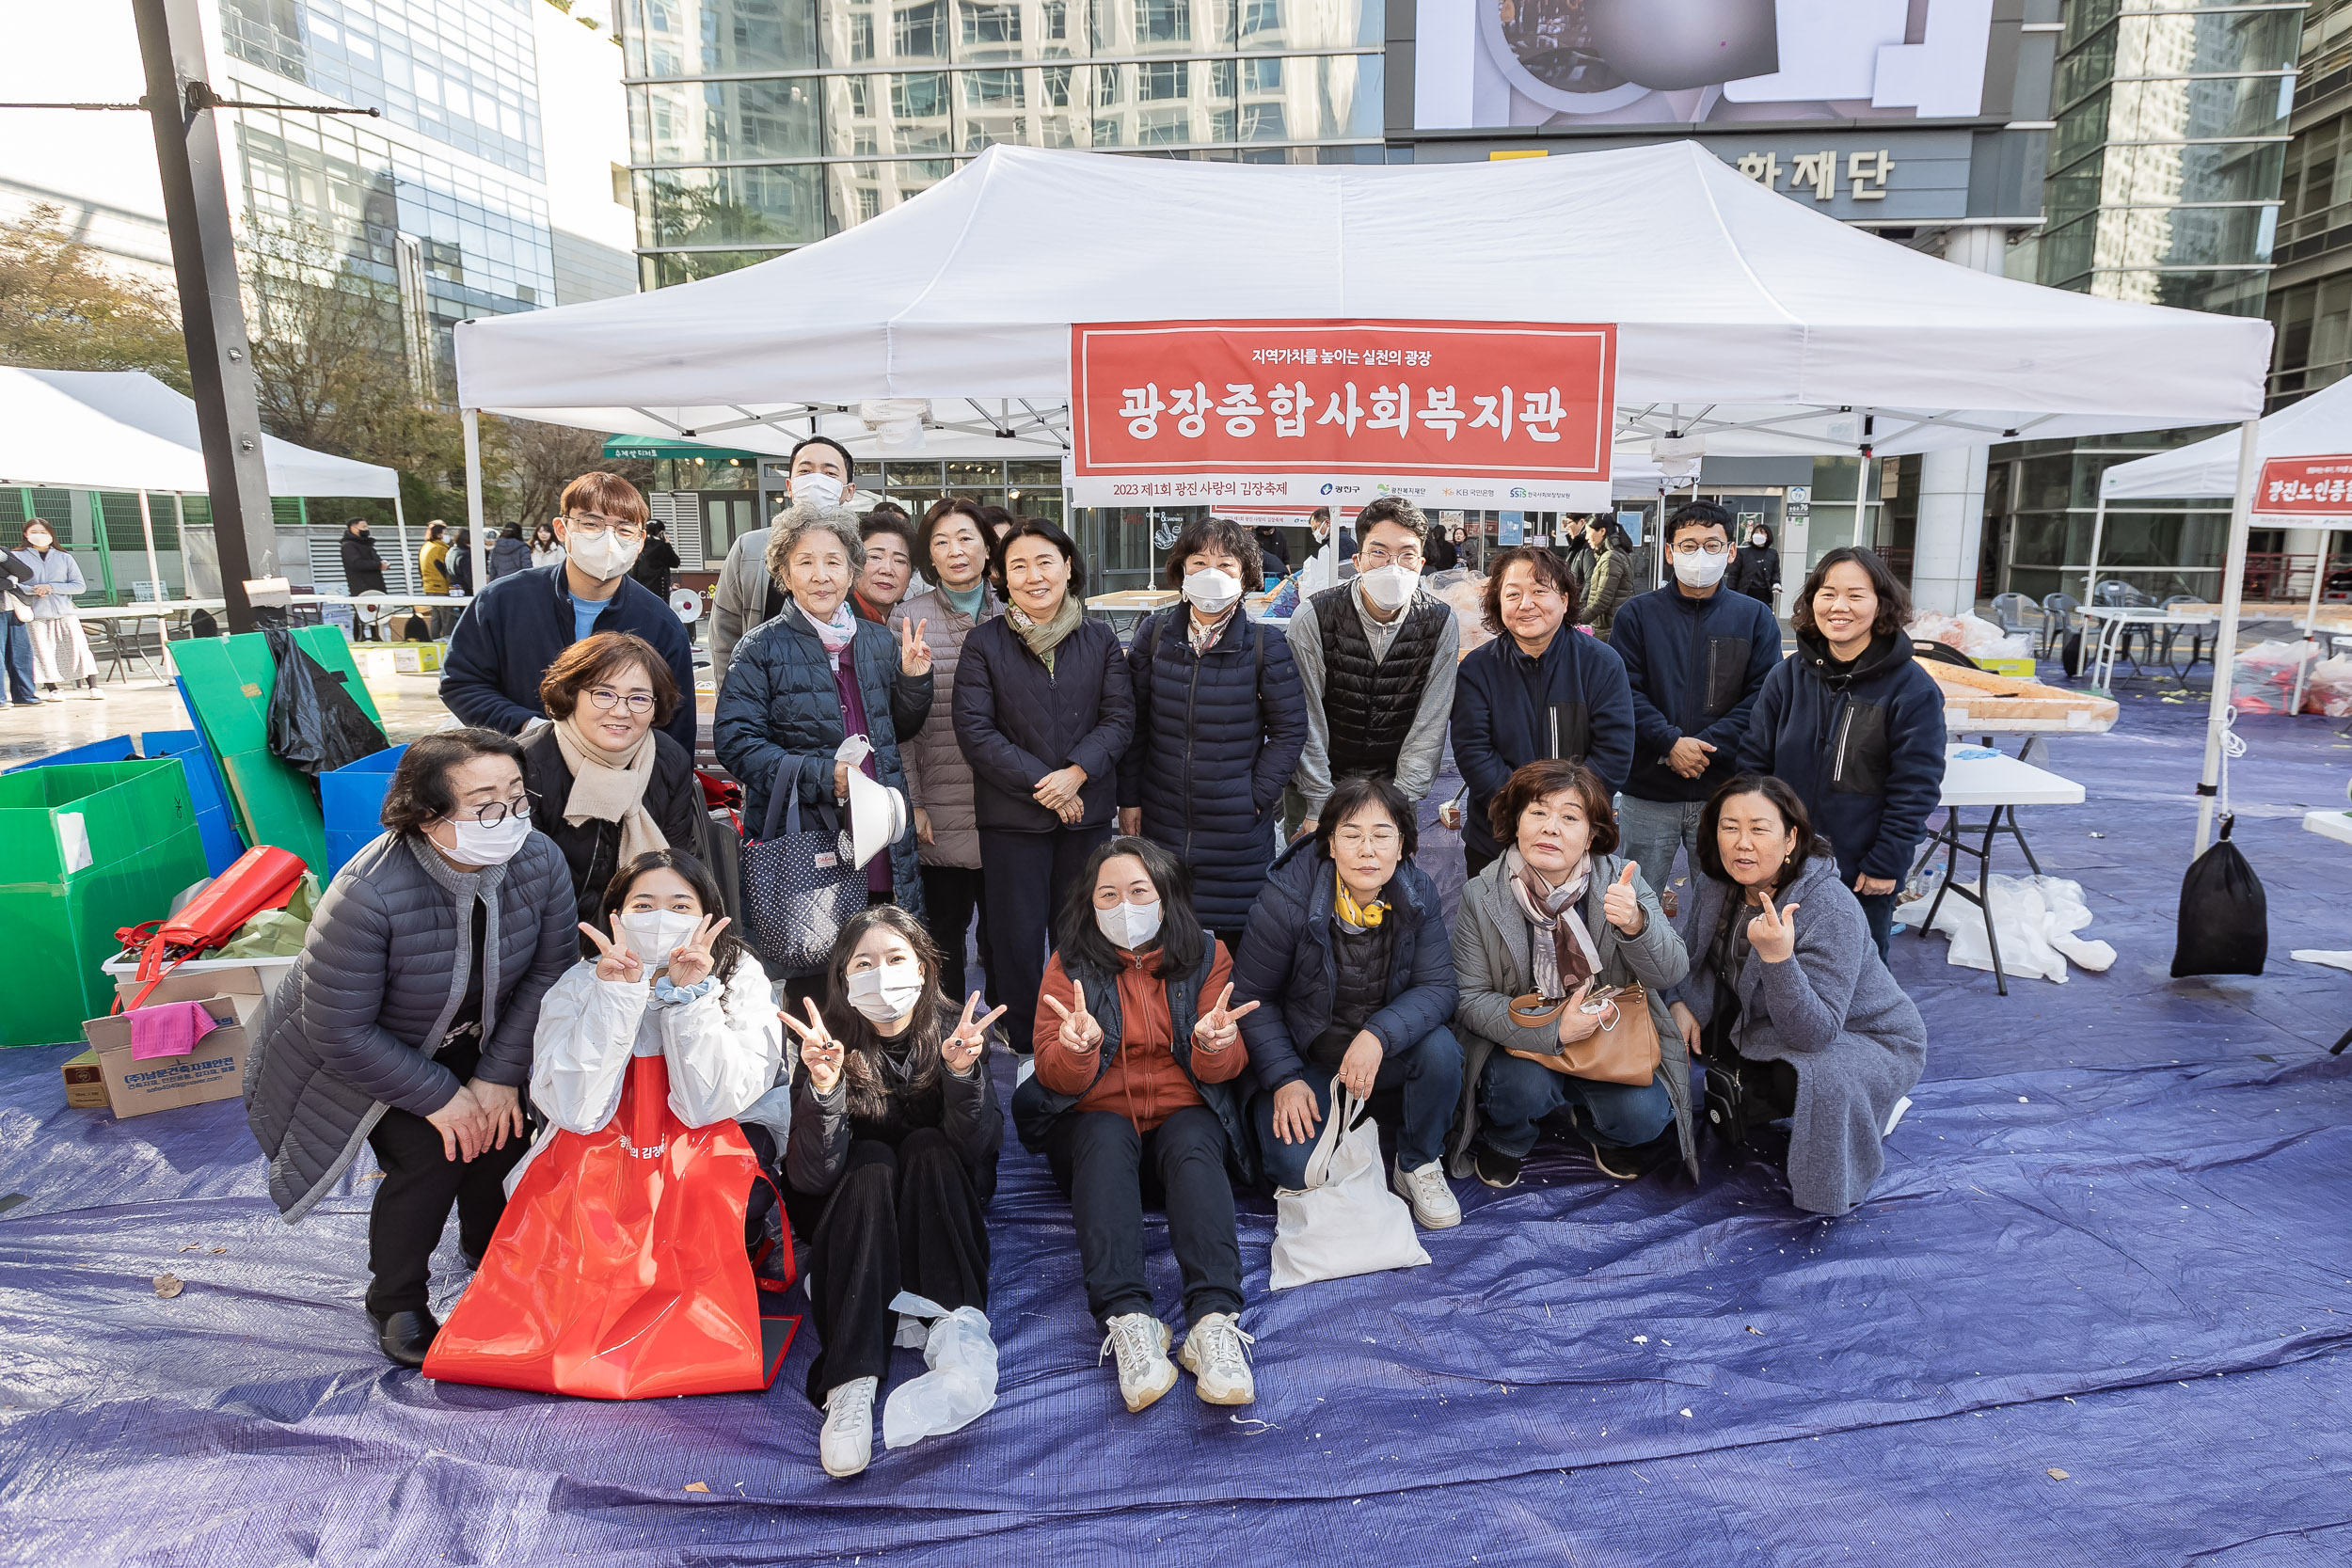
{"left": 2288, "top": 523, "right": 2333, "bottom": 716}
{"left": 2194, "top": 419, "right": 2263, "bottom": 857}
{"left": 2083, "top": 490, "right": 2106, "bottom": 607}
{"left": 392, "top": 492, "right": 411, "bottom": 601}
{"left": 462, "top": 408, "right": 486, "bottom": 615}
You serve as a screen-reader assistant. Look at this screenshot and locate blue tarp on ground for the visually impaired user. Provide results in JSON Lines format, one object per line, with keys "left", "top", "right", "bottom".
{"left": 0, "top": 677, "right": 2347, "bottom": 1565}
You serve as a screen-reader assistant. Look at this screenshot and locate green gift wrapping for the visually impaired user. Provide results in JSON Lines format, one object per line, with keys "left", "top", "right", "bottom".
{"left": 0, "top": 760, "right": 212, "bottom": 1047}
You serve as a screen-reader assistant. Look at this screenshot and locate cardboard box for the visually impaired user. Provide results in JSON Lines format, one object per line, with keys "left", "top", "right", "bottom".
{"left": 62, "top": 1048, "right": 107, "bottom": 1109}
{"left": 105, "top": 964, "right": 272, "bottom": 1026}
{"left": 81, "top": 995, "right": 251, "bottom": 1118}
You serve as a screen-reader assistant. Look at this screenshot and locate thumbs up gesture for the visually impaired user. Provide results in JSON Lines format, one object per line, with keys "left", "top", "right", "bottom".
{"left": 1602, "top": 861, "right": 1646, "bottom": 937}
{"left": 1041, "top": 989, "right": 1103, "bottom": 1054}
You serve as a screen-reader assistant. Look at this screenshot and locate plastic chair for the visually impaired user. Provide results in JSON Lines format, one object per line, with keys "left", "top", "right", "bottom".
{"left": 1989, "top": 592, "right": 2039, "bottom": 641}
{"left": 2090, "top": 580, "right": 2152, "bottom": 671}
{"left": 2157, "top": 594, "right": 2211, "bottom": 676}
{"left": 2039, "top": 593, "right": 2080, "bottom": 658}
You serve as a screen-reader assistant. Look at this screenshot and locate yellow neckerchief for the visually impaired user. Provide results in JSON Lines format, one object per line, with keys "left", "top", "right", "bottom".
{"left": 1333, "top": 865, "right": 1389, "bottom": 929}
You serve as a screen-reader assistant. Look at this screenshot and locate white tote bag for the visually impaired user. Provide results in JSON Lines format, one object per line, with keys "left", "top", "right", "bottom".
{"left": 1266, "top": 1077, "right": 1432, "bottom": 1291}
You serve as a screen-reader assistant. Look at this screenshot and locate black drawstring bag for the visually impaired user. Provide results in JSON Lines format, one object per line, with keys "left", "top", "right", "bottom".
{"left": 2170, "top": 813, "right": 2267, "bottom": 977}
{"left": 264, "top": 628, "right": 390, "bottom": 776}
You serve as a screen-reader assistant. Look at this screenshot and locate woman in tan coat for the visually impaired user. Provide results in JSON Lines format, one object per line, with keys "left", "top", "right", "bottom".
{"left": 894, "top": 498, "right": 1003, "bottom": 1001}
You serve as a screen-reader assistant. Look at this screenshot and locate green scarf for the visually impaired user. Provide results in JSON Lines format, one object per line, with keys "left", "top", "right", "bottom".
{"left": 1009, "top": 592, "right": 1084, "bottom": 673}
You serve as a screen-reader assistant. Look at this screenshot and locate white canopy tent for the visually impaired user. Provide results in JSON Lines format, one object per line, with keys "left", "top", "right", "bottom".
{"left": 454, "top": 141, "right": 2272, "bottom": 852}
{"left": 2101, "top": 376, "right": 2352, "bottom": 722}
{"left": 0, "top": 367, "right": 400, "bottom": 601}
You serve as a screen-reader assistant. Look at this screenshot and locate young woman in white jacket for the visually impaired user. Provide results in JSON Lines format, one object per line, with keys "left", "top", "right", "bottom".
{"left": 422, "top": 848, "right": 791, "bottom": 1399}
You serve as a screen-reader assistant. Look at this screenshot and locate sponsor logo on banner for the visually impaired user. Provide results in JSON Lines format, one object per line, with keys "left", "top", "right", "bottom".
{"left": 1069, "top": 318, "right": 1615, "bottom": 510}
{"left": 2256, "top": 454, "right": 2352, "bottom": 518}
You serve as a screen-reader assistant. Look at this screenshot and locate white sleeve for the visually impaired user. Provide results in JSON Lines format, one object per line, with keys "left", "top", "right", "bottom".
{"left": 529, "top": 962, "right": 654, "bottom": 1134}
{"left": 657, "top": 958, "right": 786, "bottom": 1129}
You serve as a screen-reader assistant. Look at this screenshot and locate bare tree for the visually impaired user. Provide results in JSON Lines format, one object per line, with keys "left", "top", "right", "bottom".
{"left": 501, "top": 416, "right": 653, "bottom": 531}
{"left": 0, "top": 204, "right": 187, "bottom": 386}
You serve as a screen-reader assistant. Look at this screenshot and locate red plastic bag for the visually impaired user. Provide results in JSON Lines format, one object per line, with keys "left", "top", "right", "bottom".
{"left": 423, "top": 1053, "right": 796, "bottom": 1399}
{"left": 113, "top": 846, "right": 308, "bottom": 1011}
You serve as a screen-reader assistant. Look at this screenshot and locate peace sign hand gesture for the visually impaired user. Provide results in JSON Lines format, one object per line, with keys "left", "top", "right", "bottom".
{"left": 578, "top": 919, "right": 644, "bottom": 984}
{"left": 1193, "top": 982, "right": 1260, "bottom": 1053}
{"left": 899, "top": 617, "right": 933, "bottom": 678}
{"left": 944, "top": 990, "right": 1008, "bottom": 1075}
{"left": 1041, "top": 990, "right": 1103, "bottom": 1054}
{"left": 664, "top": 913, "right": 730, "bottom": 989}
{"left": 1748, "top": 892, "right": 1801, "bottom": 966}
{"left": 782, "top": 998, "right": 847, "bottom": 1092}
{"left": 1602, "top": 861, "right": 1645, "bottom": 936}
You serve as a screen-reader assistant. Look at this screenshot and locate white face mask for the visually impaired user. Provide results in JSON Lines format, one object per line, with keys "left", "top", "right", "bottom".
{"left": 617, "top": 909, "right": 701, "bottom": 964}
{"left": 1182, "top": 567, "right": 1242, "bottom": 615}
{"left": 792, "top": 472, "right": 845, "bottom": 508}
{"left": 445, "top": 813, "right": 531, "bottom": 865}
{"left": 1751, "top": 532, "right": 1769, "bottom": 546}
{"left": 846, "top": 958, "right": 925, "bottom": 1022}
{"left": 567, "top": 529, "right": 642, "bottom": 580}
{"left": 1673, "top": 549, "right": 1729, "bottom": 590}
{"left": 1095, "top": 896, "right": 1163, "bottom": 950}
{"left": 1359, "top": 562, "right": 1420, "bottom": 610}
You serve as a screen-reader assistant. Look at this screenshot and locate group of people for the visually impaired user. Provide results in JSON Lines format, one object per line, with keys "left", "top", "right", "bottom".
{"left": 243, "top": 468, "right": 1942, "bottom": 1485}
{"left": 2, "top": 519, "right": 105, "bottom": 705}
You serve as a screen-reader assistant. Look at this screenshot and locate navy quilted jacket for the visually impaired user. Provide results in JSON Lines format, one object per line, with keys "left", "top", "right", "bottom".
{"left": 1115, "top": 607, "right": 1308, "bottom": 930}
{"left": 711, "top": 602, "right": 932, "bottom": 913}
{"left": 245, "top": 830, "right": 579, "bottom": 1221}
{"left": 952, "top": 615, "right": 1135, "bottom": 832}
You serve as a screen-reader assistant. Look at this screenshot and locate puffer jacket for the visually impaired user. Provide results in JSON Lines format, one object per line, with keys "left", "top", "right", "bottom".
{"left": 1579, "top": 544, "right": 1637, "bottom": 637}
{"left": 892, "top": 583, "right": 999, "bottom": 869}
{"left": 952, "top": 613, "right": 1135, "bottom": 833}
{"left": 711, "top": 600, "right": 932, "bottom": 918}
{"left": 487, "top": 534, "right": 532, "bottom": 580}
{"left": 1115, "top": 606, "right": 1307, "bottom": 931}
{"left": 244, "top": 830, "right": 578, "bottom": 1222}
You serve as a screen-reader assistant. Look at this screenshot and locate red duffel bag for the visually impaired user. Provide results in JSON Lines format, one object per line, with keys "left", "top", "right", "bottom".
{"left": 422, "top": 1052, "right": 796, "bottom": 1399}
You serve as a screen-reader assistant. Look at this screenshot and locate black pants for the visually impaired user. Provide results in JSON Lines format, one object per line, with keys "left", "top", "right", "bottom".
{"left": 785, "top": 1129, "right": 991, "bottom": 1405}
{"left": 920, "top": 863, "right": 996, "bottom": 1007}
{"left": 364, "top": 1072, "right": 526, "bottom": 1319}
{"left": 978, "top": 824, "right": 1111, "bottom": 1053}
{"left": 1464, "top": 842, "right": 1500, "bottom": 883}
{"left": 1045, "top": 1106, "right": 1241, "bottom": 1330}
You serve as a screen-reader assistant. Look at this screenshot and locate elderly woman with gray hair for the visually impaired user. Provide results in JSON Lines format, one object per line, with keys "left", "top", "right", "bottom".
{"left": 714, "top": 503, "right": 935, "bottom": 1008}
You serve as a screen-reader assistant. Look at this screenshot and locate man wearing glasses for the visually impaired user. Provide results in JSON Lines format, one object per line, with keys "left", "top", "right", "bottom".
{"left": 1607, "top": 500, "right": 1785, "bottom": 899}
{"left": 441, "top": 473, "right": 699, "bottom": 755}
{"left": 1284, "top": 497, "right": 1459, "bottom": 843}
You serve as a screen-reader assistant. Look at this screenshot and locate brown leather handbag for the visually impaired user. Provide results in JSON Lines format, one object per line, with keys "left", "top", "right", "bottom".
{"left": 1505, "top": 983, "right": 1661, "bottom": 1086}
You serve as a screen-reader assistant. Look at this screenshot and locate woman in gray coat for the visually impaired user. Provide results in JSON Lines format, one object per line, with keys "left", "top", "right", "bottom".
{"left": 1449, "top": 757, "right": 1693, "bottom": 1189}
{"left": 244, "top": 729, "right": 578, "bottom": 1369}
{"left": 1668, "top": 774, "right": 1926, "bottom": 1216}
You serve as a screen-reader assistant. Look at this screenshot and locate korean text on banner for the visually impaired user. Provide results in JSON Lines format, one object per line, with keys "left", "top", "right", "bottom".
{"left": 1069, "top": 319, "right": 1616, "bottom": 510}
{"left": 2256, "top": 454, "right": 2352, "bottom": 517}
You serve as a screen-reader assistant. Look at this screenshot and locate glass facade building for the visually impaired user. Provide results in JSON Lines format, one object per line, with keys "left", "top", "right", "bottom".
{"left": 616, "top": 0, "right": 1385, "bottom": 285}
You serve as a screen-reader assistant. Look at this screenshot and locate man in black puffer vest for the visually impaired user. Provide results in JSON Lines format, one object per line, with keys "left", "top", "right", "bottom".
{"left": 1283, "top": 498, "right": 1460, "bottom": 840}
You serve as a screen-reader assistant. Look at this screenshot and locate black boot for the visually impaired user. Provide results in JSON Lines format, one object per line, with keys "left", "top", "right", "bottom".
{"left": 371, "top": 1308, "right": 440, "bottom": 1369}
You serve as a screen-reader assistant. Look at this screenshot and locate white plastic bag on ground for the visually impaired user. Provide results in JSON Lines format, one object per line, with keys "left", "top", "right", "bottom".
{"left": 2232, "top": 640, "right": 2312, "bottom": 714}
{"left": 881, "top": 1291, "right": 998, "bottom": 1449}
{"left": 2301, "top": 653, "right": 2352, "bottom": 717}
{"left": 1893, "top": 873, "right": 2116, "bottom": 984}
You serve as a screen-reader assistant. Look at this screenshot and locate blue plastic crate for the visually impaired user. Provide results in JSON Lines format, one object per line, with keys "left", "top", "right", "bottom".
{"left": 318, "top": 743, "right": 405, "bottom": 878}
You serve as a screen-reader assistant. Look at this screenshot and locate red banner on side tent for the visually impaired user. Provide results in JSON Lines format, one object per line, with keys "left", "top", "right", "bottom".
{"left": 1069, "top": 319, "right": 1615, "bottom": 509}
{"left": 2256, "top": 454, "right": 2352, "bottom": 516}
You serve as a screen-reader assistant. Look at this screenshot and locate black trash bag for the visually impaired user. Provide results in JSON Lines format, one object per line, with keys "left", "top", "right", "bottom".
{"left": 2170, "top": 814, "right": 2267, "bottom": 977}
{"left": 2060, "top": 627, "right": 2087, "bottom": 679}
{"left": 264, "top": 628, "right": 389, "bottom": 776}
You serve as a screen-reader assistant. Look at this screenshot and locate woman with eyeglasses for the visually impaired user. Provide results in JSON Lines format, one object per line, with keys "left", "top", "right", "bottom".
{"left": 519, "top": 631, "right": 707, "bottom": 925}
{"left": 245, "top": 728, "right": 580, "bottom": 1370}
{"left": 442, "top": 473, "right": 699, "bottom": 755}
{"left": 1449, "top": 545, "right": 1636, "bottom": 882}
{"left": 1231, "top": 775, "right": 1462, "bottom": 1229}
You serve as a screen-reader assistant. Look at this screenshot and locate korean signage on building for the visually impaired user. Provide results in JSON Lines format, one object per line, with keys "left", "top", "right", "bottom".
{"left": 1069, "top": 319, "right": 1616, "bottom": 510}
{"left": 2256, "top": 455, "right": 2352, "bottom": 518}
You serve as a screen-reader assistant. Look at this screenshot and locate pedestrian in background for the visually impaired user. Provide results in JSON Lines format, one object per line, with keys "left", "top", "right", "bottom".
{"left": 530, "top": 523, "right": 565, "bottom": 570}
{"left": 488, "top": 524, "right": 532, "bottom": 581}
{"left": 1576, "top": 515, "right": 1639, "bottom": 641}
{"left": 1729, "top": 520, "right": 1782, "bottom": 610}
{"left": 630, "top": 520, "right": 680, "bottom": 602}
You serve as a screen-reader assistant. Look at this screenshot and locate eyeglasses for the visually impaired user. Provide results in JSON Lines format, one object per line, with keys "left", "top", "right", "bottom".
{"left": 1671, "top": 540, "right": 1731, "bottom": 557}
{"left": 1360, "top": 543, "right": 1424, "bottom": 569}
{"left": 564, "top": 514, "right": 644, "bottom": 543}
{"left": 453, "top": 790, "right": 536, "bottom": 827}
{"left": 1332, "top": 828, "right": 1401, "bottom": 850}
{"left": 586, "top": 686, "right": 656, "bottom": 714}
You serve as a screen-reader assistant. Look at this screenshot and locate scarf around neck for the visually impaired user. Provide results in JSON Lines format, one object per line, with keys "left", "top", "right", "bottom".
{"left": 1502, "top": 846, "right": 1598, "bottom": 999}
{"left": 1008, "top": 592, "right": 1083, "bottom": 673}
{"left": 796, "top": 596, "right": 859, "bottom": 665}
{"left": 1333, "top": 863, "right": 1389, "bottom": 930}
{"left": 551, "top": 713, "right": 667, "bottom": 866}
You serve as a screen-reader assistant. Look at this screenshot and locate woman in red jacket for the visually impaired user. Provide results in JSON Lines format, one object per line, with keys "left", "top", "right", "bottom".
{"left": 1009, "top": 836, "right": 1261, "bottom": 1415}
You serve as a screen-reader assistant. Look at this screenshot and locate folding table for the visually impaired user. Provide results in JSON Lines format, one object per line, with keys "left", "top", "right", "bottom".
{"left": 1912, "top": 744, "right": 2087, "bottom": 995}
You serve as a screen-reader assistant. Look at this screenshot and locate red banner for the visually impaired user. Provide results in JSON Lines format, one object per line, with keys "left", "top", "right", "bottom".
{"left": 1069, "top": 319, "right": 1615, "bottom": 509}
{"left": 2257, "top": 455, "right": 2352, "bottom": 515}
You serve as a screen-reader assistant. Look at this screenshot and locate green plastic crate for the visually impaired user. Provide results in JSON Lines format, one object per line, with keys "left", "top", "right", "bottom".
{"left": 0, "top": 761, "right": 210, "bottom": 1046}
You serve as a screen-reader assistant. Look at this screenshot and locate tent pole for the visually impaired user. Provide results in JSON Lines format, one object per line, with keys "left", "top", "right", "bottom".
{"left": 2288, "top": 519, "right": 2336, "bottom": 716}
{"left": 2193, "top": 418, "right": 2263, "bottom": 856}
{"left": 462, "top": 408, "right": 486, "bottom": 614}
{"left": 135, "top": 490, "right": 163, "bottom": 608}
{"left": 391, "top": 491, "right": 411, "bottom": 599}
{"left": 2083, "top": 487, "right": 2106, "bottom": 605}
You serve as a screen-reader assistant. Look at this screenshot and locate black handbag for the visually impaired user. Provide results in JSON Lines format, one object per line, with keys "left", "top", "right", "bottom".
{"left": 739, "top": 764, "right": 865, "bottom": 975}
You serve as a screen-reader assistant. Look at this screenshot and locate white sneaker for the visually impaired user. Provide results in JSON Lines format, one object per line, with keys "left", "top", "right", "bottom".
{"left": 819, "top": 1375, "right": 878, "bottom": 1477}
{"left": 1098, "top": 1311, "right": 1177, "bottom": 1413}
{"left": 1178, "top": 1311, "right": 1255, "bottom": 1406}
{"left": 1391, "top": 1158, "right": 1462, "bottom": 1228}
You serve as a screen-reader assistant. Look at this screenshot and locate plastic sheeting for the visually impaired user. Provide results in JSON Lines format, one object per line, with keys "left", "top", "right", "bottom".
{"left": 1, "top": 689, "right": 2349, "bottom": 1564}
